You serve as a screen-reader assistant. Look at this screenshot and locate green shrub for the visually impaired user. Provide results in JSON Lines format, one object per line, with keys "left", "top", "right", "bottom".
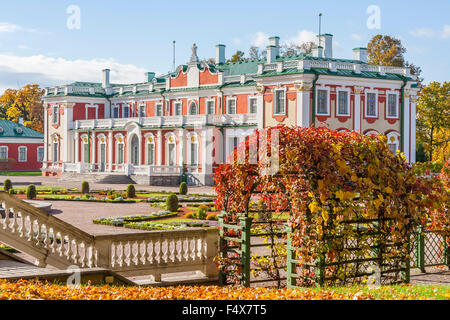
{"left": 26, "top": 184, "right": 37, "bottom": 199}
{"left": 196, "top": 205, "right": 208, "bottom": 220}
{"left": 166, "top": 194, "right": 179, "bottom": 212}
{"left": 8, "top": 188, "right": 16, "bottom": 195}
{"left": 179, "top": 182, "right": 188, "bottom": 195}
{"left": 3, "top": 179, "right": 12, "bottom": 191}
{"left": 184, "top": 212, "right": 194, "bottom": 219}
{"left": 126, "top": 184, "right": 136, "bottom": 198}
{"left": 206, "top": 213, "right": 217, "bottom": 221}
{"left": 81, "top": 181, "right": 90, "bottom": 194}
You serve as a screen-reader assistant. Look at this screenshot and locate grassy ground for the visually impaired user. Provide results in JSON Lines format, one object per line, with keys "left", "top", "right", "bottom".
{"left": 0, "top": 171, "right": 41, "bottom": 176}
{"left": 0, "top": 279, "right": 448, "bottom": 300}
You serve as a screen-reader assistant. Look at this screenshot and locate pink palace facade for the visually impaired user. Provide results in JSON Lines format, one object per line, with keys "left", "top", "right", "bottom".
{"left": 41, "top": 34, "right": 420, "bottom": 186}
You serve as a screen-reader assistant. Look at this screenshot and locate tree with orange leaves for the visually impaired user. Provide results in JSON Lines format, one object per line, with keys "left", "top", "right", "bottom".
{"left": 0, "top": 84, "right": 44, "bottom": 133}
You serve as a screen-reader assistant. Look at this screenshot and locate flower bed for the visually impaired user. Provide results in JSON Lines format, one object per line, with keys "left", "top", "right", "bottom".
{"left": 125, "top": 220, "right": 211, "bottom": 231}
{"left": 93, "top": 211, "right": 178, "bottom": 227}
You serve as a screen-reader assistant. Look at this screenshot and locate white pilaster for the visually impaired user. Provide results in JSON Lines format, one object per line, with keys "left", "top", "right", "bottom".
{"left": 295, "top": 81, "right": 313, "bottom": 128}
{"left": 403, "top": 94, "right": 411, "bottom": 162}
{"left": 108, "top": 131, "right": 113, "bottom": 171}
{"left": 91, "top": 131, "right": 96, "bottom": 165}
{"left": 256, "top": 85, "right": 264, "bottom": 129}
{"left": 178, "top": 129, "right": 184, "bottom": 166}
{"left": 157, "top": 130, "right": 162, "bottom": 165}
{"left": 410, "top": 95, "right": 417, "bottom": 163}
{"left": 354, "top": 86, "right": 363, "bottom": 133}
{"left": 43, "top": 104, "right": 48, "bottom": 168}
{"left": 202, "top": 128, "right": 212, "bottom": 175}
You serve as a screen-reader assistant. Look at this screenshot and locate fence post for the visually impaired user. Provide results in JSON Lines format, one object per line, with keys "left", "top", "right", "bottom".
{"left": 239, "top": 216, "right": 252, "bottom": 287}
{"left": 286, "top": 228, "right": 297, "bottom": 289}
{"left": 417, "top": 226, "right": 426, "bottom": 273}
{"left": 217, "top": 212, "right": 227, "bottom": 285}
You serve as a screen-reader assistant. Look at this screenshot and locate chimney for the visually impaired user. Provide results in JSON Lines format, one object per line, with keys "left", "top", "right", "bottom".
{"left": 102, "top": 69, "right": 110, "bottom": 88}
{"left": 318, "top": 34, "right": 333, "bottom": 58}
{"left": 267, "top": 45, "right": 277, "bottom": 63}
{"left": 145, "top": 72, "right": 155, "bottom": 82}
{"left": 353, "top": 48, "right": 368, "bottom": 63}
{"left": 312, "top": 46, "right": 324, "bottom": 58}
{"left": 216, "top": 44, "right": 226, "bottom": 64}
{"left": 268, "top": 36, "right": 280, "bottom": 58}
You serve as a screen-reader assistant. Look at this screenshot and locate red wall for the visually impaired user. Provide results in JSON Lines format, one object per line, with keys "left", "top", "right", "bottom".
{"left": 0, "top": 142, "right": 44, "bottom": 171}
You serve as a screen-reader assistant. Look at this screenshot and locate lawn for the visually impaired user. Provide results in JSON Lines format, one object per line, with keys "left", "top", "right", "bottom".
{"left": 0, "top": 279, "right": 448, "bottom": 300}
{"left": 0, "top": 171, "right": 42, "bottom": 176}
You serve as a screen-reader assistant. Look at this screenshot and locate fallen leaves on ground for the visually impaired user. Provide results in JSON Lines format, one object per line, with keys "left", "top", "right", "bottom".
{"left": 0, "top": 279, "right": 448, "bottom": 300}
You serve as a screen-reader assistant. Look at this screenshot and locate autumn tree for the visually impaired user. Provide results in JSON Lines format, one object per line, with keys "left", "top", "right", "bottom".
{"left": 229, "top": 50, "right": 246, "bottom": 63}
{"left": 0, "top": 84, "right": 44, "bottom": 132}
{"left": 416, "top": 81, "right": 450, "bottom": 162}
{"left": 367, "top": 35, "right": 423, "bottom": 83}
{"left": 280, "top": 41, "right": 316, "bottom": 57}
{"left": 248, "top": 46, "right": 266, "bottom": 60}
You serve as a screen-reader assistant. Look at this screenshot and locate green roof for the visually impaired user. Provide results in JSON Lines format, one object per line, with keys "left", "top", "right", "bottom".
{"left": 0, "top": 120, "right": 43, "bottom": 139}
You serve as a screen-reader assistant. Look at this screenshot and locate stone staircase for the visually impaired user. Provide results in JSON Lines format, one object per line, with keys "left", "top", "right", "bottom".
{"left": 60, "top": 172, "right": 137, "bottom": 184}
{"left": 0, "top": 191, "right": 219, "bottom": 285}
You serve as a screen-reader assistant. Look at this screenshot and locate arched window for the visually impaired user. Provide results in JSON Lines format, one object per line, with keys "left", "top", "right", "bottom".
{"left": 81, "top": 134, "right": 90, "bottom": 163}
{"left": 115, "top": 134, "right": 125, "bottom": 164}
{"left": 51, "top": 135, "right": 60, "bottom": 162}
{"left": 189, "top": 101, "right": 197, "bottom": 115}
{"left": 189, "top": 134, "right": 198, "bottom": 166}
{"left": 166, "top": 133, "right": 177, "bottom": 166}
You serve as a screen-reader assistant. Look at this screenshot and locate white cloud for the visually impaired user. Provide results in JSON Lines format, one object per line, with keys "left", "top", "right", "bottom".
{"left": 0, "top": 53, "right": 149, "bottom": 93}
{"left": 284, "top": 30, "right": 316, "bottom": 46}
{"left": 351, "top": 34, "right": 362, "bottom": 41}
{"left": 232, "top": 38, "right": 242, "bottom": 46}
{"left": 442, "top": 25, "right": 450, "bottom": 39}
{"left": 409, "top": 25, "right": 450, "bottom": 39}
{"left": 250, "top": 31, "right": 270, "bottom": 47}
{"left": 0, "top": 22, "right": 22, "bottom": 33}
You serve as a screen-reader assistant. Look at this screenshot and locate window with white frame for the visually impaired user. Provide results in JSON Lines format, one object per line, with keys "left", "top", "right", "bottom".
{"left": 52, "top": 105, "right": 59, "bottom": 124}
{"left": 317, "top": 90, "right": 328, "bottom": 115}
{"left": 147, "top": 143, "right": 154, "bottom": 165}
{"left": 0, "top": 146, "right": 7, "bottom": 160}
{"left": 113, "top": 105, "right": 120, "bottom": 118}
{"left": 190, "top": 140, "right": 198, "bottom": 165}
{"left": 18, "top": 146, "right": 27, "bottom": 162}
{"left": 189, "top": 102, "right": 197, "bottom": 115}
{"left": 207, "top": 100, "right": 215, "bottom": 114}
{"left": 174, "top": 101, "right": 182, "bottom": 116}
{"left": 248, "top": 97, "right": 257, "bottom": 114}
{"left": 139, "top": 104, "right": 146, "bottom": 117}
{"left": 82, "top": 138, "right": 90, "bottom": 163}
{"left": 53, "top": 141, "right": 59, "bottom": 162}
{"left": 118, "top": 143, "right": 124, "bottom": 164}
{"left": 156, "top": 103, "right": 163, "bottom": 116}
{"left": 366, "top": 92, "right": 377, "bottom": 117}
{"left": 123, "top": 104, "right": 130, "bottom": 118}
{"left": 274, "top": 89, "right": 286, "bottom": 115}
{"left": 337, "top": 91, "right": 349, "bottom": 115}
{"left": 227, "top": 98, "right": 236, "bottom": 114}
{"left": 37, "top": 146, "right": 44, "bottom": 162}
{"left": 387, "top": 94, "right": 398, "bottom": 117}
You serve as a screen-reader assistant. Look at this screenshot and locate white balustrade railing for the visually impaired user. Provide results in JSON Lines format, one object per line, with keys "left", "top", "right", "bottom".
{"left": 0, "top": 192, "right": 219, "bottom": 281}
{"left": 149, "top": 166, "right": 183, "bottom": 175}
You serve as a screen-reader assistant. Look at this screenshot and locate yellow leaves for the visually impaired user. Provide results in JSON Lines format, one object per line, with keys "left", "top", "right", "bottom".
{"left": 335, "top": 190, "right": 356, "bottom": 202}
{"left": 384, "top": 187, "right": 393, "bottom": 194}
{"left": 309, "top": 201, "right": 320, "bottom": 214}
{"left": 321, "top": 209, "right": 329, "bottom": 225}
{"left": 337, "top": 159, "right": 350, "bottom": 175}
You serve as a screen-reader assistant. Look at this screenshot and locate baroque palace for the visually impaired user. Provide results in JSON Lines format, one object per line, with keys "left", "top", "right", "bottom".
{"left": 42, "top": 33, "right": 420, "bottom": 186}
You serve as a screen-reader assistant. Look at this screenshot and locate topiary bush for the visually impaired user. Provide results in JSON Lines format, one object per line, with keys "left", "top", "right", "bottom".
{"left": 3, "top": 179, "right": 12, "bottom": 192}
{"left": 166, "top": 194, "right": 179, "bottom": 212}
{"left": 126, "top": 184, "right": 136, "bottom": 198}
{"left": 196, "top": 205, "right": 208, "bottom": 220}
{"left": 26, "top": 184, "right": 37, "bottom": 200}
{"left": 179, "top": 182, "right": 188, "bottom": 195}
{"left": 8, "top": 188, "right": 16, "bottom": 195}
{"left": 81, "top": 181, "right": 89, "bottom": 194}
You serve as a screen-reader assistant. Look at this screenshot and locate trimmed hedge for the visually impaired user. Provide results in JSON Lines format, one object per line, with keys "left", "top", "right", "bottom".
{"left": 93, "top": 210, "right": 178, "bottom": 227}
{"left": 166, "top": 194, "right": 179, "bottom": 212}
{"left": 26, "top": 185, "right": 37, "bottom": 200}
{"left": 81, "top": 181, "right": 90, "bottom": 194}
{"left": 179, "top": 182, "right": 188, "bottom": 195}
{"left": 126, "top": 185, "right": 136, "bottom": 198}
{"left": 3, "top": 179, "right": 12, "bottom": 191}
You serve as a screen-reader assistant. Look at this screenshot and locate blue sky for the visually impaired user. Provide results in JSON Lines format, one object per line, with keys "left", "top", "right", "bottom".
{"left": 0, "top": 0, "right": 448, "bottom": 93}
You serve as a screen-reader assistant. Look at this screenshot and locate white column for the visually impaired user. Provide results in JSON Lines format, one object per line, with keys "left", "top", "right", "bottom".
{"left": 295, "top": 81, "right": 312, "bottom": 128}
{"left": 108, "top": 131, "right": 113, "bottom": 171}
{"left": 43, "top": 104, "right": 48, "bottom": 168}
{"left": 354, "top": 86, "right": 363, "bottom": 133}
{"left": 157, "top": 131, "right": 162, "bottom": 165}
{"left": 178, "top": 129, "right": 184, "bottom": 166}
{"left": 410, "top": 95, "right": 417, "bottom": 163}
{"left": 256, "top": 89, "right": 264, "bottom": 129}
{"left": 91, "top": 131, "right": 96, "bottom": 166}
{"left": 202, "top": 128, "right": 212, "bottom": 176}
{"left": 74, "top": 132, "right": 79, "bottom": 163}
{"left": 403, "top": 94, "right": 411, "bottom": 162}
